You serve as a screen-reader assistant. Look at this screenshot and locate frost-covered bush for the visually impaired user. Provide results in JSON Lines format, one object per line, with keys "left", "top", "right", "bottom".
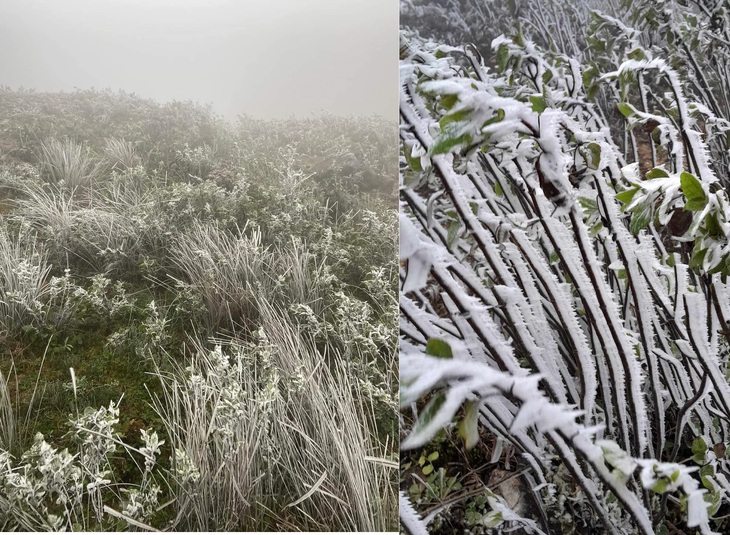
{"left": 400, "top": 0, "right": 608, "bottom": 57}
{"left": 400, "top": 27, "right": 730, "bottom": 534}
{"left": 0, "top": 88, "right": 234, "bottom": 176}
{"left": 0, "top": 226, "right": 52, "bottom": 342}
{"left": 0, "top": 399, "right": 164, "bottom": 531}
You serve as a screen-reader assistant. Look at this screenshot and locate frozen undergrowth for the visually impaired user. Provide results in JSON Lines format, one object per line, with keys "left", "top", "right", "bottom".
{"left": 399, "top": 12, "right": 730, "bottom": 533}
{"left": 0, "top": 95, "right": 398, "bottom": 531}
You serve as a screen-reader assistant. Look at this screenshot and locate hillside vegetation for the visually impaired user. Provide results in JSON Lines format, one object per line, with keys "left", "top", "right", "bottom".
{"left": 399, "top": 1, "right": 730, "bottom": 534}
{"left": 0, "top": 87, "right": 398, "bottom": 531}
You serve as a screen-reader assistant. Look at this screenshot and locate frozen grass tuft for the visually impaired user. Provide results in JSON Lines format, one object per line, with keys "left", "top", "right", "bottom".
{"left": 37, "top": 138, "right": 103, "bottom": 190}
{"left": 149, "top": 297, "right": 396, "bottom": 531}
{"left": 169, "top": 222, "right": 336, "bottom": 333}
{"left": 102, "top": 137, "right": 140, "bottom": 171}
{"left": 169, "top": 222, "right": 273, "bottom": 332}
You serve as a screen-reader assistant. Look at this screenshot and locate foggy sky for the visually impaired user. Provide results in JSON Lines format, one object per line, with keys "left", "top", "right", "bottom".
{"left": 0, "top": 0, "right": 396, "bottom": 120}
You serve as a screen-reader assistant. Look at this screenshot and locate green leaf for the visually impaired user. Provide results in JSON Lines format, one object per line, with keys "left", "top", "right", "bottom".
{"left": 700, "top": 464, "right": 715, "bottom": 490}
{"left": 680, "top": 172, "right": 706, "bottom": 204}
{"left": 586, "top": 143, "right": 601, "bottom": 170}
{"left": 403, "top": 144, "right": 423, "bottom": 172}
{"left": 410, "top": 390, "right": 447, "bottom": 439}
{"left": 590, "top": 221, "right": 604, "bottom": 237}
{"left": 690, "top": 247, "right": 708, "bottom": 271}
{"left": 629, "top": 207, "right": 651, "bottom": 235}
{"left": 692, "top": 436, "right": 708, "bottom": 463}
{"left": 627, "top": 48, "right": 646, "bottom": 60}
{"left": 530, "top": 95, "right": 547, "bottom": 113}
{"left": 542, "top": 70, "right": 553, "bottom": 85}
{"left": 616, "top": 187, "right": 640, "bottom": 205}
{"left": 422, "top": 464, "right": 434, "bottom": 475}
{"left": 652, "top": 479, "right": 669, "bottom": 493}
{"left": 426, "top": 338, "right": 453, "bottom": 359}
{"left": 441, "top": 94, "right": 458, "bottom": 110}
{"left": 427, "top": 451, "right": 439, "bottom": 462}
{"left": 497, "top": 45, "right": 509, "bottom": 72}
{"left": 582, "top": 66, "right": 596, "bottom": 88}
{"left": 685, "top": 198, "right": 707, "bottom": 212}
{"left": 458, "top": 400, "right": 480, "bottom": 450}
{"left": 432, "top": 125, "right": 472, "bottom": 156}
{"left": 705, "top": 213, "right": 723, "bottom": 237}
{"left": 645, "top": 168, "right": 669, "bottom": 179}
{"left": 482, "top": 108, "right": 506, "bottom": 128}
{"left": 440, "top": 108, "right": 473, "bottom": 128}
{"left": 618, "top": 102, "right": 634, "bottom": 118}
{"left": 484, "top": 511, "right": 503, "bottom": 528}
{"left": 707, "top": 490, "right": 722, "bottom": 517}
{"left": 578, "top": 196, "right": 597, "bottom": 212}
{"left": 447, "top": 221, "right": 460, "bottom": 250}
{"left": 708, "top": 254, "right": 728, "bottom": 275}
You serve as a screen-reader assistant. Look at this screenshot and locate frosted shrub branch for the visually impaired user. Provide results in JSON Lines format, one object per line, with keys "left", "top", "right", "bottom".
{"left": 399, "top": 28, "right": 730, "bottom": 534}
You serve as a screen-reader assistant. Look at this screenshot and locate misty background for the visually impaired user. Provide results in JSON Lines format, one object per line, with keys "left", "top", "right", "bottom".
{"left": 0, "top": 0, "right": 397, "bottom": 120}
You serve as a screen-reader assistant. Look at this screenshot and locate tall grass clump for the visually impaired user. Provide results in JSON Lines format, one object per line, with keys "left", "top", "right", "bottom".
{"left": 11, "top": 179, "right": 144, "bottom": 276}
{"left": 274, "top": 236, "right": 334, "bottom": 318}
{"left": 37, "top": 138, "right": 103, "bottom": 191}
{"left": 149, "top": 297, "right": 396, "bottom": 532}
{"left": 148, "top": 343, "right": 267, "bottom": 530}
{"left": 168, "top": 222, "right": 274, "bottom": 332}
{"left": 169, "top": 222, "right": 339, "bottom": 333}
{"left": 254, "top": 299, "right": 395, "bottom": 532}
{"left": 0, "top": 371, "right": 13, "bottom": 453}
{"left": 102, "top": 137, "right": 140, "bottom": 171}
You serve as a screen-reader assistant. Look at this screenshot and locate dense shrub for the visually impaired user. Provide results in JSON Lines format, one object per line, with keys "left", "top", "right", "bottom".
{"left": 399, "top": 3, "right": 730, "bottom": 532}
